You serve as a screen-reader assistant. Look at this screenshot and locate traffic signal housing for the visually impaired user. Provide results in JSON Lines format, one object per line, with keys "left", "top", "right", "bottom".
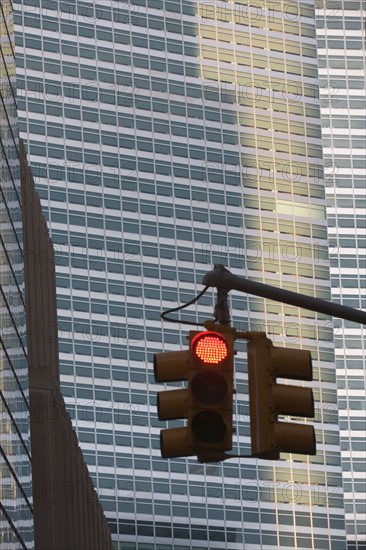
{"left": 154, "top": 324, "right": 236, "bottom": 460}
{"left": 188, "top": 327, "right": 235, "bottom": 457}
{"left": 154, "top": 345, "right": 192, "bottom": 459}
{"left": 248, "top": 337, "right": 316, "bottom": 460}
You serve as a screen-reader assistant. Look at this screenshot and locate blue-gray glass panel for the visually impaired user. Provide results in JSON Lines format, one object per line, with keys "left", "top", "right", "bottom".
{"left": 0, "top": 387, "right": 30, "bottom": 461}
{"left": 0, "top": 240, "right": 25, "bottom": 341}
{"left": 0, "top": 48, "right": 21, "bottom": 212}
{"left": 0, "top": 455, "right": 32, "bottom": 548}
{"left": 0, "top": 505, "right": 25, "bottom": 550}
{"left": 0, "top": 162, "right": 23, "bottom": 263}
{"left": 0, "top": 114, "right": 21, "bottom": 202}
{"left": 0, "top": 298, "right": 28, "bottom": 397}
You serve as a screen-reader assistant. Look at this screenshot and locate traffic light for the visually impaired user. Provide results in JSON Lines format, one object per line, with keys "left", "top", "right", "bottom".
{"left": 154, "top": 343, "right": 192, "bottom": 459}
{"left": 154, "top": 324, "right": 236, "bottom": 460}
{"left": 188, "top": 326, "right": 235, "bottom": 457}
{"left": 247, "top": 336, "right": 316, "bottom": 460}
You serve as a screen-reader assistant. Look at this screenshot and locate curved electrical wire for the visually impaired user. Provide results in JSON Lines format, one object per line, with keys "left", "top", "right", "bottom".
{"left": 161, "top": 285, "right": 213, "bottom": 326}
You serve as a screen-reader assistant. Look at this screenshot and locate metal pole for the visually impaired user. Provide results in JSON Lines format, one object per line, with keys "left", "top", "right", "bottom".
{"left": 202, "top": 265, "right": 366, "bottom": 326}
{"left": 214, "top": 288, "right": 230, "bottom": 325}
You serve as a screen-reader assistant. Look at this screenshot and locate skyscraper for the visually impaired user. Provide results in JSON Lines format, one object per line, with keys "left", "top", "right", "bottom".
{"left": 316, "top": 2, "right": 366, "bottom": 548}
{"left": 20, "top": 136, "right": 114, "bottom": 549}
{"left": 14, "top": 0, "right": 347, "bottom": 548}
{"left": 2, "top": 4, "right": 115, "bottom": 548}
{"left": 0, "top": 2, "right": 33, "bottom": 547}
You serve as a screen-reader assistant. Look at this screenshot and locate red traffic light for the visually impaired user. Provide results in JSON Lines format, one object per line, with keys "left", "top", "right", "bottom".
{"left": 191, "top": 331, "right": 228, "bottom": 365}
{"left": 154, "top": 324, "right": 235, "bottom": 460}
{"left": 188, "top": 327, "right": 235, "bottom": 455}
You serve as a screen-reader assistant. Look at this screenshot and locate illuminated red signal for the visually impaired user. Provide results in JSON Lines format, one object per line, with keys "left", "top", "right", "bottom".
{"left": 191, "top": 332, "right": 228, "bottom": 365}
{"left": 188, "top": 327, "right": 235, "bottom": 457}
{"left": 154, "top": 324, "right": 235, "bottom": 461}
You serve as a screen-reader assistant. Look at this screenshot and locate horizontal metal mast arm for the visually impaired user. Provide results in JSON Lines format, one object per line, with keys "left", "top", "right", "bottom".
{"left": 202, "top": 265, "right": 366, "bottom": 326}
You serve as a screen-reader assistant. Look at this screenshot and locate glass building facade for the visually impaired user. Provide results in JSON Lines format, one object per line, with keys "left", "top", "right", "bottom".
{"left": 0, "top": 1, "right": 33, "bottom": 548}
{"left": 316, "top": 2, "right": 366, "bottom": 548}
{"left": 14, "top": 0, "right": 347, "bottom": 548}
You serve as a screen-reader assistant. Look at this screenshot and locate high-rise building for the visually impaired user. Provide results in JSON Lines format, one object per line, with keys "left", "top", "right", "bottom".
{"left": 316, "top": 2, "right": 366, "bottom": 549}
{"left": 2, "top": 3, "right": 114, "bottom": 549}
{"left": 14, "top": 0, "right": 348, "bottom": 548}
{"left": 0, "top": 2, "right": 34, "bottom": 547}
{"left": 21, "top": 138, "right": 114, "bottom": 550}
